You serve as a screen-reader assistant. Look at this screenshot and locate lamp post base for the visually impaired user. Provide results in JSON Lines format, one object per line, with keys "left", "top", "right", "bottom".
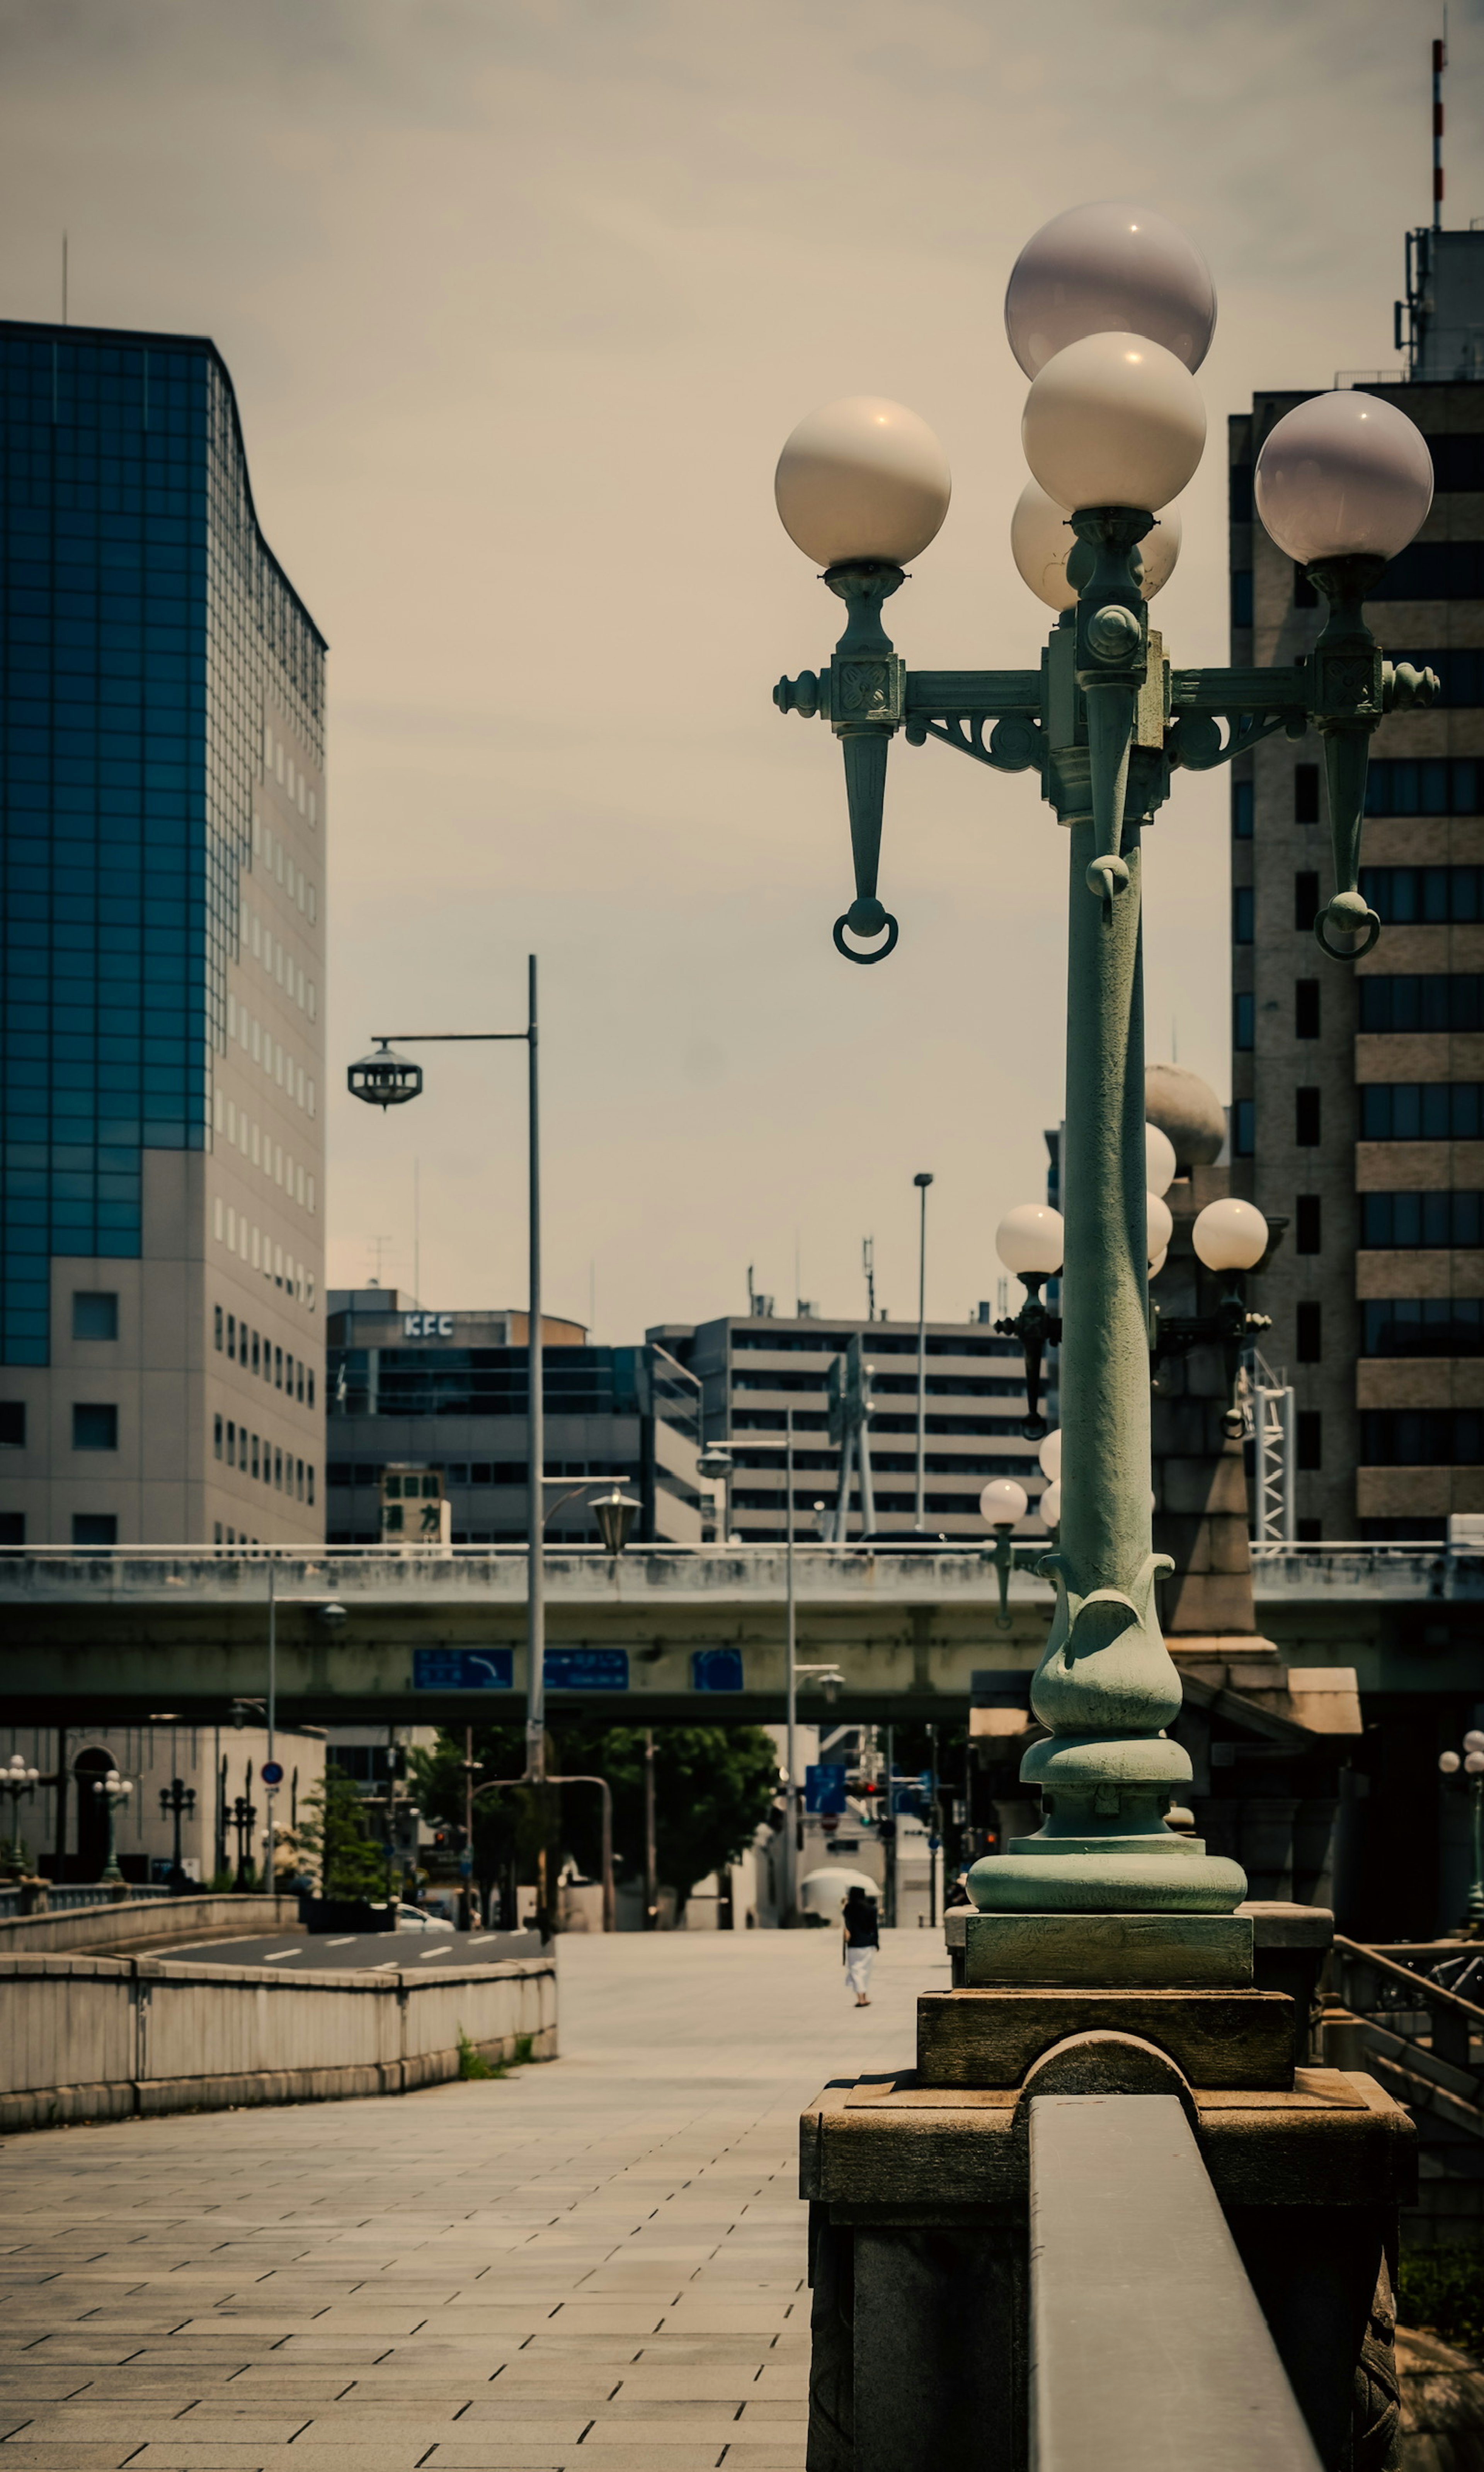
{"left": 967, "top": 1839, "right": 1247, "bottom": 1914}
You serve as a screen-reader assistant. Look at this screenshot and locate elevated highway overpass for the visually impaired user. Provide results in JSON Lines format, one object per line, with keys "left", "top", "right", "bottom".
{"left": 0, "top": 1541, "right": 1478, "bottom": 1724}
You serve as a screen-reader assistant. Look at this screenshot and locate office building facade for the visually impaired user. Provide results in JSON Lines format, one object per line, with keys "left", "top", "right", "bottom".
{"left": 1230, "top": 231, "right": 1484, "bottom": 1538}
{"left": 651, "top": 1310, "right": 1045, "bottom": 1543}
{"left": 0, "top": 322, "right": 326, "bottom": 1546}
{"left": 325, "top": 1290, "right": 705, "bottom": 1544}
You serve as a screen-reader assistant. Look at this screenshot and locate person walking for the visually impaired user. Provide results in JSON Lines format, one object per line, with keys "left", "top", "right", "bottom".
{"left": 842, "top": 1883, "right": 880, "bottom": 2006}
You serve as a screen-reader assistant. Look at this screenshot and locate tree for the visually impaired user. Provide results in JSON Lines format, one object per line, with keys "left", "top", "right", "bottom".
{"left": 296, "top": 1770, "right": 388, "bottom": 1900}
{"left": 414, "top": 1721, "right": 780, "bottom": 1914}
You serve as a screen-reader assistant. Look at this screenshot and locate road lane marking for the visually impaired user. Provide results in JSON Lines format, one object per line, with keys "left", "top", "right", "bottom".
{"left": 322, "top": 1935, "right": 357, "bottom": 1946}
{"left": 259, "top": 1948, "right": 301, "bottom": 1961}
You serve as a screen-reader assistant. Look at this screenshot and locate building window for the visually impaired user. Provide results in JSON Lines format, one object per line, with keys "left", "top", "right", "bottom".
{"left": 1295, "top": 1195, "right": 1321, "bottom": 1253}
{"left": 274, "top": 1447, "right": 283, "bottom": 1490}
{"left": 227, "top": 1420, "right": 237, "bottom": 1467}
{"left": 307, "top": 1465, "right": 316, "bottom": 1505}
{"left": 1361, "top": 1191, "right": 1484, "bottom": 1247}
{"left": 0, "top": 1513, "right": 24, "bottom": 1544}
{"left": 1361, "top": 1409, "right": 1484, "bottom": 1465}
{"left": 275, "top": 1346, "right": 283, "bottom": 1390}
{"left": 1231, "top": 570, "right": 1253, "bottom": 627}
{"left": 1361, "top": 1084, "right": 1484, "bottom": 1138}
{"left": 1369, "top": 545, "right": 1484, "bottom": 604}
{"left": 1229, "top": 461, "right": 1253, "bottom": 521}
{"left": 1295, "top": 980, "right": 1320, "bottom": 1040}
{"left": 1233, "top": 886, "right": 1254, "bottom": 944}
{"left": 1295, "top": 1087, "right": 1321, "bottom": 1146}
{"left": 1233, "top": 1100, "right": 1255, "bottom": 1157}
{"left": 73, "top": 1293, "right": 118, "bottom": 1341}
{"left": 1234, "top": 992, "right": 1254, "bottom": 1051}
{"left": 72, "top": 1404, "right": 118, "bottom": 1452}
{"left": 1366, "top": 757, "right": 1484, "bottom": 816}
{"left": 1296, "top": 1411, "right": 1322, "bottom": 1470}
{"left": 1361, "top": 863, "right": 1484, "bottom": 922}
{"left": 0, "top": 1402, "right": 24, "bottom": 1448}
{"left": 1294, "top": 871, "right": 1320, "bottom": 931}
{"left": 1359, "top": 977, "right": 1484, "bottom": 1033}
{"left": 1232, "top": 780, "right": 1254, "bottom": 839}
{"left": 73, "top": 1515, "right": 117, "bottom": 1546}
{"left": 214, "top": 1414, "right": 223, "bottom": 1461}
{"left": 228, "top": 1314, "right": 237, "bottom": 1361}
{"left": 214, "top": 1305, "right": 223, "bottom": 1352}
{"left": 1296, "top": 1301, "right": 1322, "bottom": 1362}
{"left": 1294, "top": 766, "right": 1321, "bottom": 826}
{"left": 1296, "top": 1517, "right": 1322, "bottom": 1541}
{"left": 296, "top": 1457, "right": 305, "bottom": 1500}
{"left": 214, "top": 1522, "right": 223, "bottom": 1544}
{"left": 252, "top": 1331, "right": 261, "bottom": 1375}
{"left": 251, "top": 1433, "right": 260, "bottom": 1479}
{"left": 308, "top": 1370, "right": 316, "bottom": 1409}
{"left": 1363, "top": 1299, "right": 1484, "bottom": 1356}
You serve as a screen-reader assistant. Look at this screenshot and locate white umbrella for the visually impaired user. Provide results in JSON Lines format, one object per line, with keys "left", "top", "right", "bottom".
{"left": 798, "top": 1865, "right": 879, "bottom": 1916}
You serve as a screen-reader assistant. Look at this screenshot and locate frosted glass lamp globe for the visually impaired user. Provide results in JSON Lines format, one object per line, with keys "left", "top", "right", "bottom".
{"left": 1022, "top": 333, "right": 1205, "bottom": 516}
{"left": 1145, "top": 1121, "right": 1177, "bottom": 1197}
{"left": 1005, "top": 203, "right": 1217, "bottom": 380}
{"left": 995, "top": 1203, "right": 1065, "bottom": 1277}
{"left": 1038, "top": 1481, "right": 1062, "bottom": 1529}
{"left": 1147, "top": 1191, "right": 1174, "bottom": 1262}
{"left": 980, "top": 1478, "right": 1029, "bottom": 1528}
{"left": 1466, "top": 1729, "right": 1484, "bottom": 1755}
{"left": 774, "top": 397, "right": 951, "bottom": 567}
{"left": 1441, "top": 1751, "right": 1462, "bottom": 1774}
{"left": 1469, "top": 1753, "right": 1484, "bottom": 1777}
{"left": 1149, "top": 1245, "right": 1168, "bottom": 1279}
{"left": 1254, "top": 393, "right": 1433, "bottom": 564}
{"left": 1011, "top": 478, "right": 1182, "bottom": 609}
{"left": 1192, "top": 1196, "right": 1268, "bottom": 1273}
{"left": 1038, "top": 1428, "right": 1062, "bottom": 1481}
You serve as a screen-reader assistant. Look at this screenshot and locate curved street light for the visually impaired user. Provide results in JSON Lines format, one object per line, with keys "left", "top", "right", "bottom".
{"left": 771, "top": 201, "right": 1437, "bottom": 1917}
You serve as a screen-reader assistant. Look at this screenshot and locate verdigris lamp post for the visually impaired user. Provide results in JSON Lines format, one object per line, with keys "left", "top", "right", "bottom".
{"left": 92, "top": 1767, "right": 134, "bottom": 1892}
{"left": 772, "top": 201, "right": 1437, "bottom": 1915}
{"left": 1439, "top": 1733, "right": 1484, "bottom": 1935}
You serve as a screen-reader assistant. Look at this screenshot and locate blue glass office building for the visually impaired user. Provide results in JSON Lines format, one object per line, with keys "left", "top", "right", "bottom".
{"left": 0, "top": 323, "right": 327, "bottom": 1545}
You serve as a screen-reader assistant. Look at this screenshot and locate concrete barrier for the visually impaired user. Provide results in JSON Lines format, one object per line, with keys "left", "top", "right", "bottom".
{"left": 0, "top": 1950, "right": 557, "bottom": 2131}
{"left": 0, "top": 1893, "right": 301, "bottom": 1959}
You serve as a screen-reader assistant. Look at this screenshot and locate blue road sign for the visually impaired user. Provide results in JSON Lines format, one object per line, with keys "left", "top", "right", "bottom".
{"left": 412, "top": 1648, "right": 515, "bottom": 1692}
{"left": 260, "top": 1760, "right": 284, "bottom": 1785}
{"left": 692, "top": 1647, "right": 745, "bottom": 1693}
{"left": 543, "top": 1648, "right": 629, "bottom": 1691}
{"left": 804, "top": 1764, "right": 848, "bottom": 1815}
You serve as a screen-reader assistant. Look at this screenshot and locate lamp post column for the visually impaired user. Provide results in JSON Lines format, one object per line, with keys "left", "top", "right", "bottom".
{"left": 783, "top": 1406, "right": 797, "bottom": 1922}
{"left": 913, "top": 1172, "right": 933, "bottom": 1528}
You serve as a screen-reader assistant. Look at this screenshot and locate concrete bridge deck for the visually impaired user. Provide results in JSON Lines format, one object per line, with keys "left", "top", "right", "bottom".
{"left": 0, "top": 1544, "right": 1478, "bottom": 1720}
{"left": 0, "top": 1930, "right": 936, "bottom": 2472}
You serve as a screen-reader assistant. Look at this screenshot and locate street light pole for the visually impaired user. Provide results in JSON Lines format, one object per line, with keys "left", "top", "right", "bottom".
{"left": 784, "top": 1404, "right": 797, "bottom": 1923}
{"left": 771, "top": 204, "right": 1438, "bottom": 1919}
{"left": 913, "top": 1171, "right": 933, "bottom": 1529}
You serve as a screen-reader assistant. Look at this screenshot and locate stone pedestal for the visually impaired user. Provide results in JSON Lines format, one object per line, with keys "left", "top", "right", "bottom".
{"left": 801, "top": 1904, "right": 1413, "bottom": 2472}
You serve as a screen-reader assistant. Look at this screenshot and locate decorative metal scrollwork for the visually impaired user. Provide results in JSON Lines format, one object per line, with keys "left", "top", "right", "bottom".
{"left": 1166, "top": 709, "right": 1306, "bottom": 772}
{"left": 905, "top": 712, "right": 1043, "bottom": 771}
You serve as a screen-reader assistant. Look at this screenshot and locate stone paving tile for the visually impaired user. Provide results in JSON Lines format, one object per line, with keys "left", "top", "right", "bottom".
{"left": 0, "top": 1933, "right": 942, "bottom": 2472}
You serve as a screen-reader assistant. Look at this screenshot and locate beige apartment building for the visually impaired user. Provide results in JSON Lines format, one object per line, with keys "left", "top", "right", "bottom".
{"left": 1229, "top": 229, "right": 1484, "bottom": 1538}
{"left": 0, "top": 322, "right": 325, "bottom": 1547}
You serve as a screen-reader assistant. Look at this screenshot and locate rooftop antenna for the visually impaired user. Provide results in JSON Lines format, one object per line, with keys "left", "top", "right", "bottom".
{"left": 412, "top": 1158, "right": 420, "bottom": 1305}
{"left": 863, "top": 1235, "right": 876, "bottom": 1322}
{"left": 1434, "top": 21, "right": 1448, "bottom": 232}
{"left": 747, "top": 1261, "right": 756, "bottom": 1316}
{"left": 368, "top": 1232, "right": 394, "bottom": 1285}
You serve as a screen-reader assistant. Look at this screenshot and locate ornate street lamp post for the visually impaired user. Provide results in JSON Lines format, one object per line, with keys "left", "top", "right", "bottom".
{"left": 0, "top": 1752, "right": 40, "bottom": 1882}
{"left": 92, "top": 1767, "right": 134, "bottom": 1891}
{"left": 159, "top": 1777, "right": 197, "bottom": 1894}
{"left": 772, "top": 202, "right": 1437, "bottom": 1916}
{"left": 1439, "top": 1733, "right": 1484, "bottom": 1935}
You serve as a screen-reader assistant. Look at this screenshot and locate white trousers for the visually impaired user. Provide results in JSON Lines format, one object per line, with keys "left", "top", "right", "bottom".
{"left": 845, "top": 1947, "right": 876, "bottom": 1997}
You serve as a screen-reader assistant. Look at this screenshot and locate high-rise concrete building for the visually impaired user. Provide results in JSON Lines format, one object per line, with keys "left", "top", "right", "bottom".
{"left": 0, "top": 323, "right": 326, "bottom": 1547}
{"left": 1230, "top": 229, "right": 1484, "bottom": 1540}
{"left": 651, "top": 1309, "right": 1045, "bottom": 1543}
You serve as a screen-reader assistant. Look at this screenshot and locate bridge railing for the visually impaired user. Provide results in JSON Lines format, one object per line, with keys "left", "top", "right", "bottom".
{"left": 0, "top": 1882, "right": 172, "bottom": 1920}
{"left": 1327, "top": 1935, "right": 1484, "bottom": 2144}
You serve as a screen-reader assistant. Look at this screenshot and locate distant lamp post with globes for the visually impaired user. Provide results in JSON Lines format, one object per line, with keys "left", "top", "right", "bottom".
{"left": 1439, "top": 1732, "right": 1484, "bottom": 1935}
{"left": 93, "top": 1767, "right": 134, "bottom": 1893}
{"left": 771, "top": 199, "right": 1438, "bottom": 1915}
{"left": 0, "top": 1751, "right": 40, "bottom": 1882}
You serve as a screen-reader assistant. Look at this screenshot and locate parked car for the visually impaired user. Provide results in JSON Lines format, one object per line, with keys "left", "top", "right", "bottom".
{"left": 394, "top": 1902, "right": 455, "bottom": 1932}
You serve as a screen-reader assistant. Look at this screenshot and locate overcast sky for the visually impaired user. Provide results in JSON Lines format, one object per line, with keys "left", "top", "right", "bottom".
{"left": 0, "top": 0, "right": 1475, "bottom": 1336}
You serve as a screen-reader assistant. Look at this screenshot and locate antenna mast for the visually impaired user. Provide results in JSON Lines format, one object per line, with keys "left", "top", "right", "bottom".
{"left": 1434, "top": 26, "right": 1447, "bottom": 231}
{"left": 862, "top": 1236, "right": 876, "bottom": 1322}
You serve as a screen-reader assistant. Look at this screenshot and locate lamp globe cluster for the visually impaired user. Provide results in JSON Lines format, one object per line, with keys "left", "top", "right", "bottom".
{"left": 994, "top": 1202, "right": 1064, "bottom": 1278}
{"left": 1254, "top": 391, "right": 1434, "bottom": 566}
{"left": 773, "top": 395, "right": 952, "bottom": 569}
{"left": 1439, "top": 1730, "right": 1484, "bottom": 1779}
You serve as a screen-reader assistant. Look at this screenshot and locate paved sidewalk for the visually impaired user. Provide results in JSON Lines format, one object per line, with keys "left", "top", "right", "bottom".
{"left": 0, "top": 1926, "right": 944, "bottom": 2470}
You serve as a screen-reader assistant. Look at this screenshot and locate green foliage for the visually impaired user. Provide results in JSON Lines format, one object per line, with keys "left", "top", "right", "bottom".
{"left": 1398, "top": 2244, "right": 1484, "bottom": 2359}
{"left": 295, "top": 1770, "right": 387, "bottom": 1900}
{"left": 457, "top": 2029, "right": 497, "bottom": 2080}
{"left": 414, "top": 1720, "right": 779, "bottom": 1912}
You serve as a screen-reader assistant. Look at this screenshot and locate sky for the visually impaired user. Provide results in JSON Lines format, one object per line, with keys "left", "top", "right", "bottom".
{"left": 0, "top": 0, "right": 1476, "bottom": 1337}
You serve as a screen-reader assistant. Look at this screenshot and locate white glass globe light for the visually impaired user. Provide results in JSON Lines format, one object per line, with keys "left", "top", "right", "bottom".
{"left": 980, "top": 1478, "right": 1029, "bottom": 1527}
{"left": 1005, "top": 203, "right": 1217, "bottom": 380}
{"left": 1010, "top": 479, "right": 1183, "bottom": 610}
{"left": 995, "top": 1203, "right": 1065, "bottom": 1278}
{"left": 1440, "top": 1750, "right": 1462, "bottom": 1773}
{"left": 1192, "top": 1196, "right": 1269, "bottom": 1273}
{"left": 1466, "top": 1729, "right": 1484, "bottom": 1755}
{"left": 1469, "top": 1753, "right": 1484, "bottom": 1777}
{"left": 1149, "top": 1245, "right": 1168, "bottom": 1279}
{"left": 1038, "top": 1428, "right": 1062, "bottom": 1481}
{"left": 1039, "top": 1480, "right": 1062, "bottom": 1528}
{"left": 1147, "top": 1191, "right": 1173, "bottom": 1262}
{"left": 1145, "top": 1121, "right": 1177, "bottom": 1197}
{"left": 1022, "top": 333, "right": 1205, "bottom": 516}
{"left": 1254, "top": 392, "right": 1433, "bottom": 564}
{"left": 775, "top": 397, "right": 952, "bottom": 567}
